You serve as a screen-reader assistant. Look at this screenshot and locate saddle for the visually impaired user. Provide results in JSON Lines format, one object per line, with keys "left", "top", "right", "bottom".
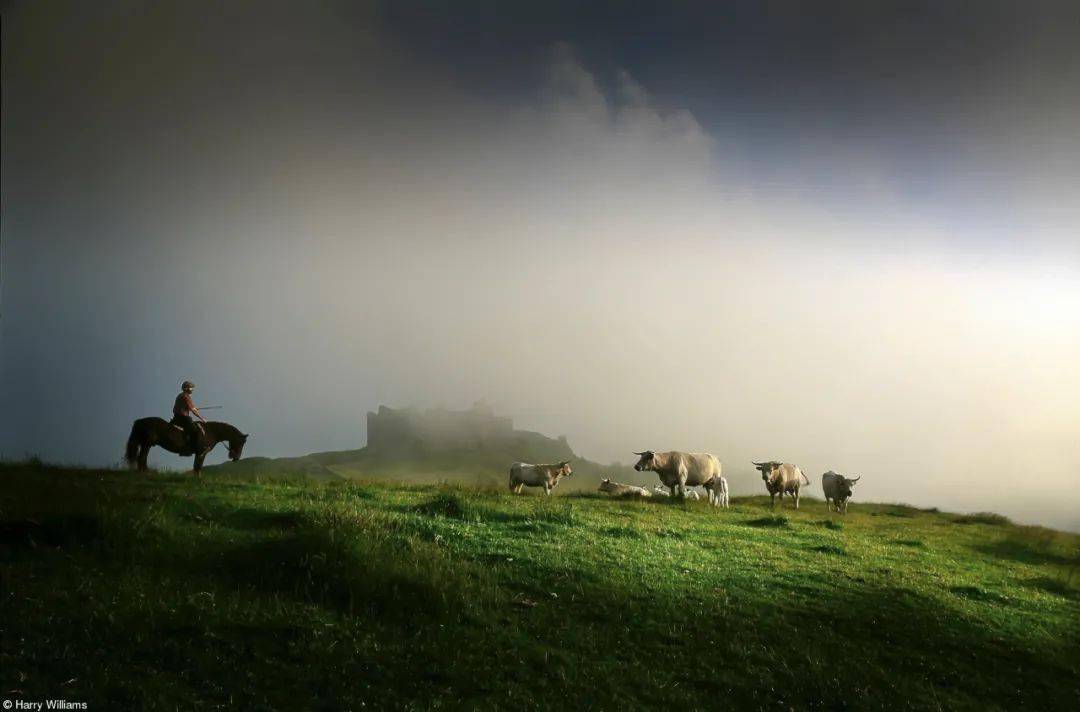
{"left": 172, "top": 421, "right": 206, "bottom": 456}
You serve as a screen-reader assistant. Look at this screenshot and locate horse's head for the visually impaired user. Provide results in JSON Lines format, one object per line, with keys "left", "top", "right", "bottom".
{"left": 227, "top": 433, "right": 250, "bottom": 461}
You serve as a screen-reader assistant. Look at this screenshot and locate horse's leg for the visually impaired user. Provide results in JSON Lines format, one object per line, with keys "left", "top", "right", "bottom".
{"left": 193, "top": 452, "right": 205, "bottom": 477}
{"left": 138, "top": 445, "right": 150, "bottom": 472}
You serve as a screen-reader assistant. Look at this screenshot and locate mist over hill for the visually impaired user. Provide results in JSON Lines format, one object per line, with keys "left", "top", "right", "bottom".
{"left": 206, "top": 402, "right": 643, "bottom": 489}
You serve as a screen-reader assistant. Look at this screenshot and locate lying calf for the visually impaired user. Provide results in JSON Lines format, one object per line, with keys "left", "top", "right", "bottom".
{"left": 598, "top": 477, "right": 653, "bottom": 497}
{"left": 652, "top": 485, "right": 700, "bottom": 500}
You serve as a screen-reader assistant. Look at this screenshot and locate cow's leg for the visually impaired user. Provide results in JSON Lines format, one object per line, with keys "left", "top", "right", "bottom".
{"left": 770, "top": 492, "right": 776, "bottom": 509}
{"left": 793, "top": 488, "right": 800, "bottom": 509}
{"left": 544, "top": 484, "right": 552, "bottom": 496}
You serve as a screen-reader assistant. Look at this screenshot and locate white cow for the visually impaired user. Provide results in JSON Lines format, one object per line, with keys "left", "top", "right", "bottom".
{"left": 599, "top": 478, "right": 653, "bottom": 497}
{"left": 822, "top": 471, "right": 861, "bottom": 514}
{"left": 509, "top": 461, "right": 572, "bottom": 495}
{"left": 633, "top": 450, "right": 723, "bottom": 501}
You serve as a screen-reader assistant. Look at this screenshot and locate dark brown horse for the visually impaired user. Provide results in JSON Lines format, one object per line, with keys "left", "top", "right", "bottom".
{"left": 125, "top": 418, "right": 249, "bottom": 475}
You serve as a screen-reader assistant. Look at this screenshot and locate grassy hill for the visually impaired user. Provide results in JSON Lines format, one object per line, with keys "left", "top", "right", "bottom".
{"left": 203, "top": 443, "right": 643, "bottom": 491}
{"left": 2, "top": 461, "right": 1078, "bottom": 709}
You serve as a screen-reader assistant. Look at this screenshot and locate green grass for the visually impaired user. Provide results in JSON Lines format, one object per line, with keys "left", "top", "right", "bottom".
{"left": 2, "top": 462, "right": 1079, "bottom": 710}
{"left": 202, "top": 445, "right": 643, "bottom": 492}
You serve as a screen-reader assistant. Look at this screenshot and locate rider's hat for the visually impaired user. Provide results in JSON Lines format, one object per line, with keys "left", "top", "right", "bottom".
{"left": 181, "top": 380, "right": 195, "bottom": 391}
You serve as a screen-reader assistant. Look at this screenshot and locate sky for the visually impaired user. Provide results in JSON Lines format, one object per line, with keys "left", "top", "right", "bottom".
{"left": 3, "top": 1, "right": 1079, "bottom": 530}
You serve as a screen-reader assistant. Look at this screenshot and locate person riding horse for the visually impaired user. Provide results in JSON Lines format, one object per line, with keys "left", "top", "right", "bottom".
{"left": 171, "top": 380, "right": 206, "bottom": 455}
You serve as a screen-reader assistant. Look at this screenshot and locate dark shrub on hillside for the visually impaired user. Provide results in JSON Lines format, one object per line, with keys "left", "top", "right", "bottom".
{"left": 953, "top": 512, "right": 1011, "bottom": 526}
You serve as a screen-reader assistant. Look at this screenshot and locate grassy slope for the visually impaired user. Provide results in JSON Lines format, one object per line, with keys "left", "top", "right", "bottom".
{"left": 2, "top": 462, "right": 1078, "bottom": 710}
{"left": 204, "top": 445, "right": 643, "bottom": 491}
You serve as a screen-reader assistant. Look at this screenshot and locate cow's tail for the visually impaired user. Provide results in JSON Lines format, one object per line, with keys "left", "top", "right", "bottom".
{"left": 800, "top": 469, "right": 810, "bottom": 486}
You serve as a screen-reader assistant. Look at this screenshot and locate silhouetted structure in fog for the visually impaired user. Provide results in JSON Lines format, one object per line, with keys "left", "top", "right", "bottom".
{"left": 366, "top": 401, "right": 572, "bottom": 457}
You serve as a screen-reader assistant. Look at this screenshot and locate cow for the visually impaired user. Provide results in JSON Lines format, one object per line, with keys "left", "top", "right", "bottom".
{"left": 704, "top": 475, "right": 730, "bottom": 508}
{"left": 509, "top": 461, "right": 572, "bottom": 495}
{"left": 753, "top": 461, "right": 810, "bottom": 509}
{"left": 599, "top": 478, "right": 653, "bottom": 497}
{"left": 633, "top": 450, "right": 724, "bottom": 505}
{"left": 652, "top": 484, "right": 700, "bottom": 500}
{"left": 821, "top": 471, "right": 860, "bottom": 514}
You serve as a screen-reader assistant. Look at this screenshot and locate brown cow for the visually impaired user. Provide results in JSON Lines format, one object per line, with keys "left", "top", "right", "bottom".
{"left": 753, "top": 461, "right": 810, "bottom": 509}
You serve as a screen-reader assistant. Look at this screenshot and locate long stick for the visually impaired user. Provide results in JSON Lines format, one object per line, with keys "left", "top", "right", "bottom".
{"left": 199, "top": 405, "right": 224, "bottom": 410}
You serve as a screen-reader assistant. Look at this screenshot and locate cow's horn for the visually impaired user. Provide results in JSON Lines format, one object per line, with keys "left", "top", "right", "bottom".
{"left": 850, "top": 476, "right": 861, "bottom": 483}
{"left": 633, "top": 451, "right": 646, "bottom": 456}
{"left": 752, "top": 461, "right": 765, "bottom": 466}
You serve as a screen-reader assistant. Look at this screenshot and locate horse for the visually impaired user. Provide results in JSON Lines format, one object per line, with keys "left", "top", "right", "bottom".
{"left": 125, "top": 418, "right": 249, "bottom": 476}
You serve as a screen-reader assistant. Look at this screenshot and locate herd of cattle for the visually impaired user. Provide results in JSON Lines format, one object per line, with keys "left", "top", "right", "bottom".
{"left": 509, "top": 451, "right": 862, "bottom": 513}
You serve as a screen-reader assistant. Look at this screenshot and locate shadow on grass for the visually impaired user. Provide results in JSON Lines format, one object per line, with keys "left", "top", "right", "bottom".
{"left": 975, "top": 536, "right": 1077, "bottom": 567}
{"left": 870, "top": 506, "right": 918, "bottom": 519}
{"left": 949, "top": 585, "right": 1012, "bottom": 605}
{"left": 744, "top": 515, "right": 790, "bottom": 528}
{"left": 0, "top": 515, "right": 102, "bottom": 551}
{"left": 1020, "top": 576, "right": 1080, "bottom": 600}
{"left": 222, "top": 507, "right": 306, "bottom": 532}
{"left": 208, "top": 524, "right": 491, "bottom": 622}
{"left": 602, "top": 525, "right": 646, "bottom": 539}
{"left": 410, "top": 491, "right": 580, "bottom": 527}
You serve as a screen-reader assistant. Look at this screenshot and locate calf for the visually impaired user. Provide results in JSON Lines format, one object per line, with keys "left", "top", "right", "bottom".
{"left": 652, "top": 484, "right": 700, "bottom": 500}
{"left": 703, "top": 475, "right": 730, "bottom": 508}
{"left": 509, "top": 461, "right": 572, "bottom": 495}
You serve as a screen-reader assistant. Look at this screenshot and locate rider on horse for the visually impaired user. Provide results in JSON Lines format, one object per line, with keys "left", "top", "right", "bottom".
{"left": 171, "top": 380, "right": 206, "bottom": 454}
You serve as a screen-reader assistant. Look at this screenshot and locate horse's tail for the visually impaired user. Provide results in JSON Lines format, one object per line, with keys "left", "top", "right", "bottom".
{"left": 125, "top": 421, "right": 141, "bottom": 469}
